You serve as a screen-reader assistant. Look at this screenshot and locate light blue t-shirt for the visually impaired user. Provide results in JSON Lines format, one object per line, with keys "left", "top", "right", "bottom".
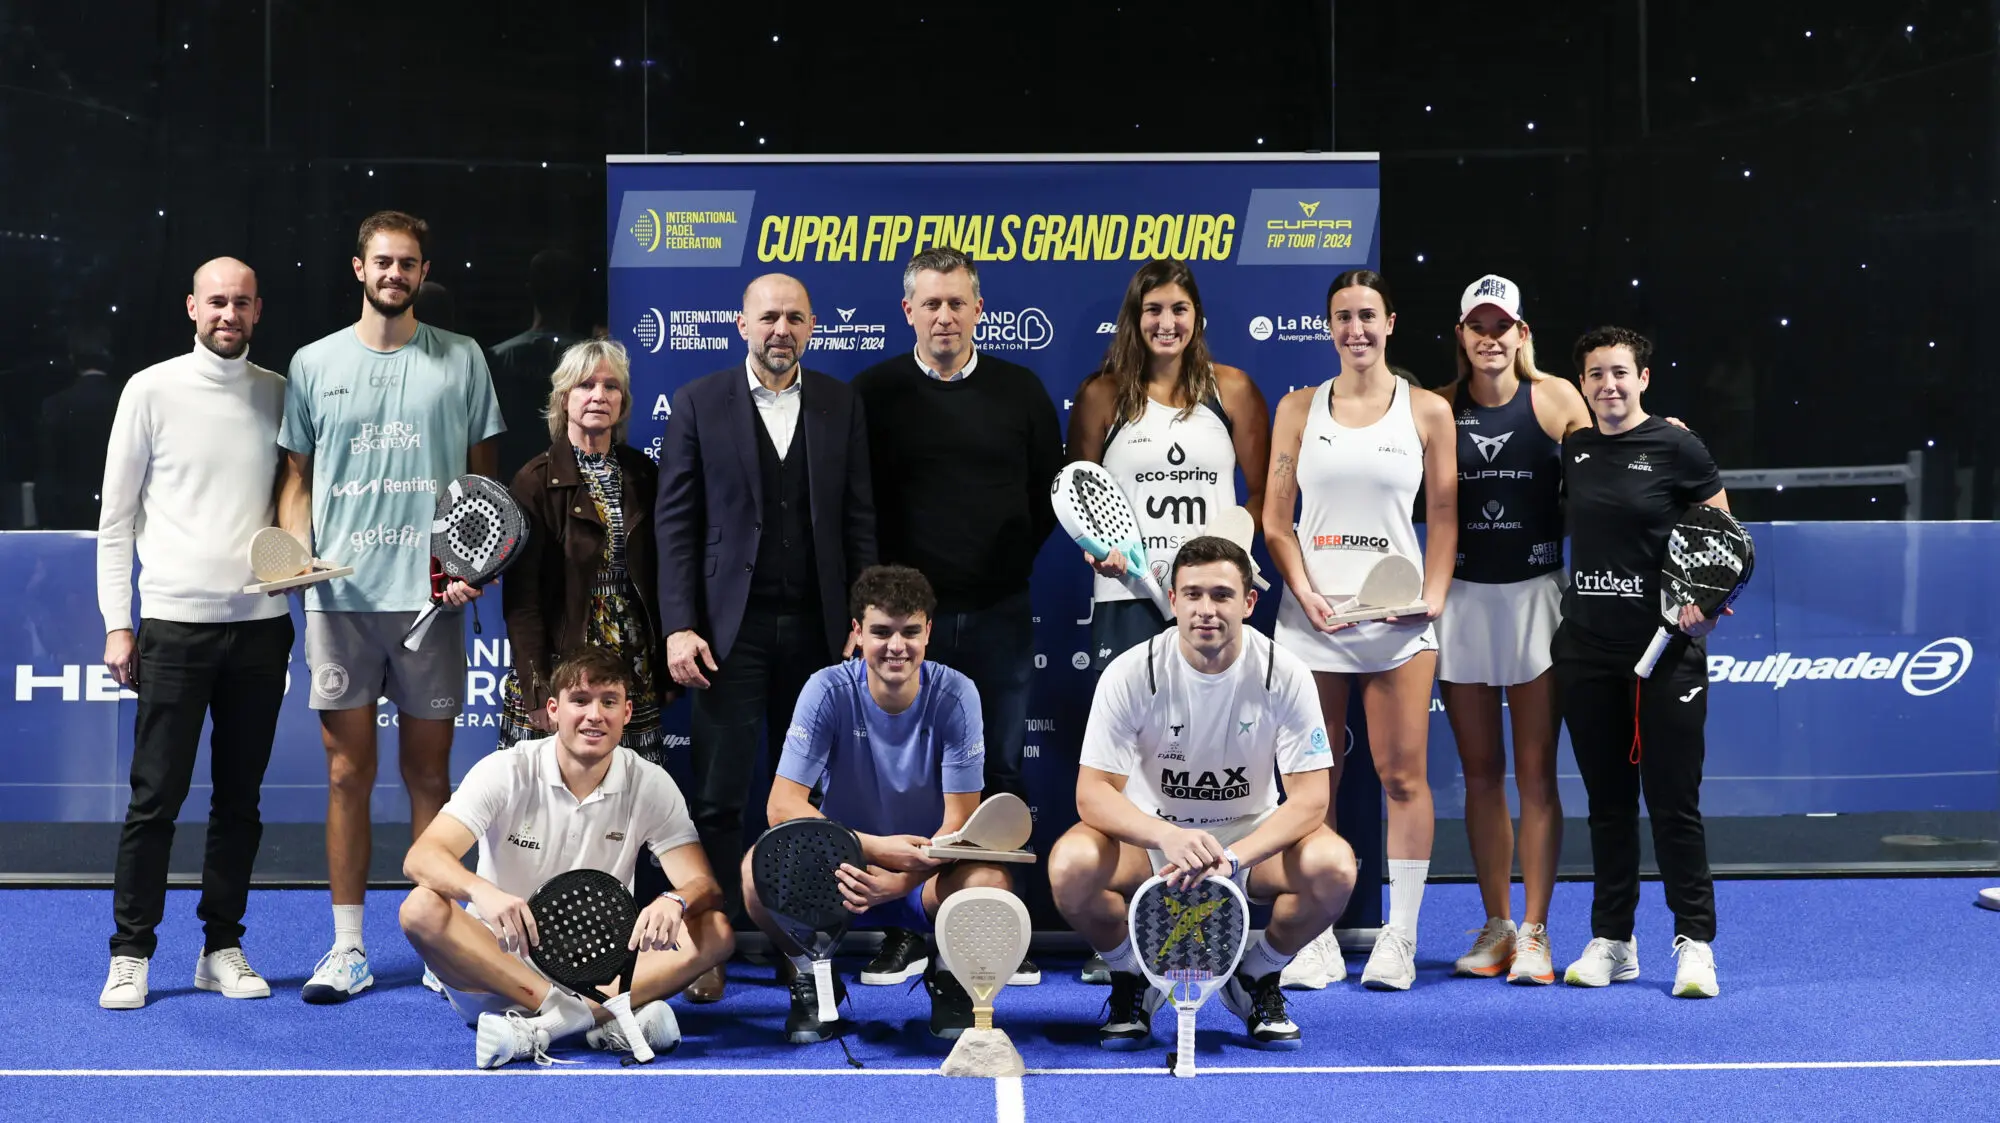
{"left": 777, "top": 659, "right": 985, "bottom": 839}
{"left": 278, "top": 323, "right": 505, "bottom": 612}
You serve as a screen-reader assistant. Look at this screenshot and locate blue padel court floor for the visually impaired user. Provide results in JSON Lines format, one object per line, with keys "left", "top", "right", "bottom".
{"left": 4, "top": 878, "right": 1996, "bottom": 1121}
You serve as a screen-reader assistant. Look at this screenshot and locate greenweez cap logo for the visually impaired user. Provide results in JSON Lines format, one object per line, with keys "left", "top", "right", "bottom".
{"left": 611, "top": 191, "right": 757, "bottom": 268}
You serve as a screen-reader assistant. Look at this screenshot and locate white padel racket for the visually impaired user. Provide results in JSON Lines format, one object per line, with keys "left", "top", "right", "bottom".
{"left": 924, "top": 793, "right": 1037, "bottom": 864}
{"left": 1322, "top": 553, "right": 1430, "bottom": 624}
{"left": 1052, "top": 462, "right": 1172, "bottom": 617}
{"left": 242, "top": 527, "right": 353, "bottom": 594}
{"left": 1201, "top": 504, "right": 1269, "bottom": 590}
{"left": 1130, "top": 874, "right": 1250, "bottom": 1079}
{"left": 935, "top": 888, "right": 1032, "bottom": 1038}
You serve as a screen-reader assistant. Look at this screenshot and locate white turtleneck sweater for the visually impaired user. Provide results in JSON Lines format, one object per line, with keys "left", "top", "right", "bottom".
{"left": 97, "top": 341, "right": 290, "bottom": 632}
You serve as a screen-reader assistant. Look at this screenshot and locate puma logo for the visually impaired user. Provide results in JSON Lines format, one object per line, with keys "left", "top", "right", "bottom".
{"left": 1680, "top": 686, "right": 1703, "bottom": 702}
{"left": 1318, "top": 435, "right": 1333, "bottom": 445}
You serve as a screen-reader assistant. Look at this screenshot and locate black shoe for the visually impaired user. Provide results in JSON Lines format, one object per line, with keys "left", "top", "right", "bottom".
{"left": 785, "top": 967, "right": 850, "bottom": 1044}
{"left": 1009, "top": 958, "right": 1042, "bottom": 986}
{"left": 1079, "top": 952, "right": 1111, "bottom": 985}
{"left": 1097, "top": 971, "right": 1164, "bottom": 1051}
{"left": 924, "top": 961, "right": 974, "bottom": 1040}
{"left": 860, "top": 926, "right": 928, "bottom": 985}
{"left": 1220, "top": 970, "right": 1302, "bottom": 1050}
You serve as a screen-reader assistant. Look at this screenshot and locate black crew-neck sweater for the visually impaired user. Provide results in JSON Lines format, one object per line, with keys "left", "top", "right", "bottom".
{"left": 851, "top": 351, "right": 1064, "bottom": 611}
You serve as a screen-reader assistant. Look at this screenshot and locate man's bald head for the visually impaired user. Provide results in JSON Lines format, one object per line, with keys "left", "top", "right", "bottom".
{"left": 187, "top": 257, "right": 262, "bottom": 360}
{"left": 738, "top": 273, "right": 815, "bottom": 382}
{"left": 742, "top": 272, "right": 810, "bottom": 314}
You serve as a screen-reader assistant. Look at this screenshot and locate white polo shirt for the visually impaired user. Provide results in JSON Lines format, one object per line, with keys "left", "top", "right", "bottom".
{"left": 440, "top": 737, "right": 701, "bottom": 899}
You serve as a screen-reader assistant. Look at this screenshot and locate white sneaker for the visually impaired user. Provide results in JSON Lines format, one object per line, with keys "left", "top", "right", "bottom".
{"left": 1360, "top": 926, "right": 1417, "bottom": 991}
{"left": 476, "top": 1010, "right": 555, "bottom": 1069}
{"left": 100, "top": 956, "right": 149, "bottom": 1010}
{"left": 1977, "top": 887, "right": 2000, "bottom": 912}
{"left": 421, "top": 965, "right": 445, "bottom": 995}
{"left": 195, "top": 947, "right": 271, "bottom": 999}
{"left": 1671, "top": 936, "right": 1719, "bottom": 998}
{"left": 301, "top": 945, "right": 374, "bottom": 1004}
{"left": 1452, "top": 917, "right": 1516, "bottom": 978}
{"left": 1279, "top": 927, "right": 1346, "bottom": 990}
{"left": 1564, "top": 936, "right": 1640, "bottom": 987}
{"left": 586, "top": 1000, "right": 681, "bottom": 1055}
{"left": 1507, "top": 923, "right": 1556, "bottom": 986}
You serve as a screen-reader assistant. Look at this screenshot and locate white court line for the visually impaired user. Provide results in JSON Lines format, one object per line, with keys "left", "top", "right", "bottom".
{"left": 995, "top": 1075, "right": 1025, "bottom": 1123}
{"left": 3, "top": 1059, "right": 1997, "bottom": 1078}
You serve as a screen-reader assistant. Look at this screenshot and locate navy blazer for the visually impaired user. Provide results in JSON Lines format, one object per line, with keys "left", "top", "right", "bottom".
{"left": 655, "top": 364, "right": 877, "bottom": 664}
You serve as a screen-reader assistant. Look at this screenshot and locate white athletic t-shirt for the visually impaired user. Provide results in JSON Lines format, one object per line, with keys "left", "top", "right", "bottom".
{"left": 1079, "top": 627, "right": 1333, "bottom": 831}
{"left": 439, "top": 737, "right": 700, "bottom": 900}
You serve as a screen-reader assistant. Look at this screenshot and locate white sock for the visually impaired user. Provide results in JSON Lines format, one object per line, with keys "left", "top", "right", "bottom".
{"left": 1238, "top": 934, "right": 1291, "bottom": 981}
{"left": 531, "top": 987, "right": 595, "bottom": 1041}
{"left": 1387, "top": 859, "right": 1430, "bottom": 938}
{"left": 332, "top": 904, "right": 365, "bottom": 952}
{"left": 1100, "top": 938, "right": 1141, "bottom": 976}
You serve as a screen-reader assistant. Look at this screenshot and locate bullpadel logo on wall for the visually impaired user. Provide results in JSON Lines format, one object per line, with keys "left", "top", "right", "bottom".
{"left": 1706, "top": 638, "right": 1974, "bottom": 697}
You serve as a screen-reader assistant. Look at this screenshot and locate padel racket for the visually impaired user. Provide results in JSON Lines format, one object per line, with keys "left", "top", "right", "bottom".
{"left": 1634, "top": 504, "right": 1755, "bottom": 678}
{"left": 526, "top": 868, "right": 653, "bottom": 1063}
{"left": 1322, "top": 553, "right": 1430, "bottom": 624}
{"left": 752, "top": 817, "right": 863, "bottom": 1026}
{"left": 924, "top": 793, "right": 1036, "bottom": 864}
{"left": 935, "top": 888, "right": 1031, "bottom": 1037}
{"left": 402, "top": 475, "right": 530, "bottom": 650}
{"left": 1052, "top": 461, "right": 1173, "bottom": 617}
{"left": 1130, "top": 874, "right": 1250, "bottom": 1079}
{"left": 241, "top": 527, "right": 353, "bottom": 594}
{"left": 1202, "top": 505, "right": 1270, "bottom": 590}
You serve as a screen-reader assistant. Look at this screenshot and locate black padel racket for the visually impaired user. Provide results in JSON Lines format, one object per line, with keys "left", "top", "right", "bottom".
{"left": 527, "top": 868, "right": 654, "bottom": 1063}
{"left": 402, "top": 475, "right": 530, "bottom": 651}
{"left": 751, "top": 817, "right": 863, "bottom": 1026}
{"left": 1634, "top": 504, "right": 1755, "bottom": 679}
{"left": 1130, "top": 874, "right": 1249, "bottom": 1079}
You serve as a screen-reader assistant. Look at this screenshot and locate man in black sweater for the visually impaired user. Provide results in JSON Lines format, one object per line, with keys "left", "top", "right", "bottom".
{"left": 851, "top": 246, "right": 1062, "bottom": 986}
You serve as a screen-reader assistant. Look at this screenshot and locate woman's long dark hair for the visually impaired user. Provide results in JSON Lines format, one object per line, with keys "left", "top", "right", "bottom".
{"left": 1097, "top": 258, "right": 1218, "bottom": 425}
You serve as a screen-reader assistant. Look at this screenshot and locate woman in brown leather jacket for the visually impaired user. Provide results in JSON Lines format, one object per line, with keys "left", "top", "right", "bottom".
{"left": 498, "top": 338, "right": 668, "bottom": 760}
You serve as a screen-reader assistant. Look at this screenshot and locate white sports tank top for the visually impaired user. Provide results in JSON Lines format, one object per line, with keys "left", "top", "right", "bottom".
{"left": 1096, "top": 395, "right": 1237, "bottom": 604}
{"left": 1274, "top": 376, "right": 1438, "bottom": 673}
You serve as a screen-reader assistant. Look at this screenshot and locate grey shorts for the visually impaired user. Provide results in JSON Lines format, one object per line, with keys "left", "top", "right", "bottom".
{"left": 304, "top": 610, "right": 464, "bottom": 716}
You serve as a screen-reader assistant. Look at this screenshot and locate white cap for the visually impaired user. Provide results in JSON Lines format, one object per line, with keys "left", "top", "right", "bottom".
{"left": 1459, "top": 274, "right": 1523, "bottom": 321}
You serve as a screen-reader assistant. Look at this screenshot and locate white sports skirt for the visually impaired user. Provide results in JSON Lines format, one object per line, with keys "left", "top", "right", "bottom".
{"left": 1435, "top": 571, "right": 1565, "bottom": 687}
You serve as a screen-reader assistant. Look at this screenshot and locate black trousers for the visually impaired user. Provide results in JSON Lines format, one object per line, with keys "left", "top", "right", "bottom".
{"left": 110, "top": 615, "right": 294, "bottom": 959}
{"left": 1553, "top": 625, "right": 1717, "bottom": 943}
{"left": 923, "top": 589, "right": 1034, "bottom": 802}
{"left": 687, "top": 605, "right": 826, "bottom": 924}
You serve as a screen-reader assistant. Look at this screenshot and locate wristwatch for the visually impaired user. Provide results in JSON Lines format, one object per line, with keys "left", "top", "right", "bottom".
{"left": 1223, "top": 848, "right": 1242, "bottom": 878}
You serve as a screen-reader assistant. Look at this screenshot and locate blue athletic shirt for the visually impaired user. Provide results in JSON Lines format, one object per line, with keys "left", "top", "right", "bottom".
{"left": 776, "top": 658, "right": 985, "bottom": 840}
{"left": 278, "top": 323, "right": 505, "bottom": 612}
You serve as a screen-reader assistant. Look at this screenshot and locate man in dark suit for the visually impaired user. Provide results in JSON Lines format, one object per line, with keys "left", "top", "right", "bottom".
{"left": 656, "top": 273, "right": 876, "bottom": 1002}
{"left": 37, "top": 323, "right": 123, "bottom": 530}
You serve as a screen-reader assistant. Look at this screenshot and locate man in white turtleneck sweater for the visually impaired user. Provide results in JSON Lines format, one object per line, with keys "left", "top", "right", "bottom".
{"left": 95, "top": 257, "right": 295, "bottom": 1010}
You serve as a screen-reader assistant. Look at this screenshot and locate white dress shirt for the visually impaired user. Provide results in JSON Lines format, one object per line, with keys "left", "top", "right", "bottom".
{"left": 914, "top": 344, "right": 979, "bottom": 382}
{"left": 745, "top": 357, "right": 803, "bottom": 459}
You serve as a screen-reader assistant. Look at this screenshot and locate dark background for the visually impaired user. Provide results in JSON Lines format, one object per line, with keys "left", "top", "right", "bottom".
{"left": 3, "top": 0, "right": 1993, "bottom": 526}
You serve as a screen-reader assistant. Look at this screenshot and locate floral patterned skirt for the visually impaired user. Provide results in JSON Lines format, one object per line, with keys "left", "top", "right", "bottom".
{"left": 498, "top": 584, "right": 663, "bottom": 765}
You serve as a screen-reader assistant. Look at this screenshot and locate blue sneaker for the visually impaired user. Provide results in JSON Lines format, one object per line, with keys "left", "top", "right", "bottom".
{"left": 302, "top": 946, "right": 374, "bottom": 1004}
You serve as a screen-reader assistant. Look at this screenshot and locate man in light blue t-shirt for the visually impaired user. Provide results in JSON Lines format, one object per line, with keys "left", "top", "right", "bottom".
{"left": 276, "top": 210, "right": 505, "bottom": 1004}
{"left": 742, "top": 565, "right": 1015, "bottom": 1046}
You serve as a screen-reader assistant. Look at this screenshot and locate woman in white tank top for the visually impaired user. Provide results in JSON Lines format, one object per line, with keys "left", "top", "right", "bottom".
{"left": 1068, "top": 259, "right": 1270, "bottom": 672}
{"left": 1264, "top": 270, "right": 1458, "bottom": 992}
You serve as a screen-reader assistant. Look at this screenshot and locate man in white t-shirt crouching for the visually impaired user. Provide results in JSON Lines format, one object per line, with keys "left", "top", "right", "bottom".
{"left": 1049, "top": 535, "right": 1357, "bottom": 1052}
{"left": 399, "top": 647, "right": 733, "bottom": 1068}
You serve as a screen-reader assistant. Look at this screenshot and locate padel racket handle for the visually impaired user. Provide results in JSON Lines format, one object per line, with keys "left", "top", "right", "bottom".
{"left": 1634, "top": 627, "right": 1672, "bottom": 679}
{"left": 604, "top": 993, "right": 653, "bottom": 1063}
{"left": 402, "top": 605, "right": 442, "bottom": 652}
{"left": 812, "top": 958, "right": 837, "bottom": 1023}
{"left": 1174, "top": 1004, "right": 1197, "bottom": 1078}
